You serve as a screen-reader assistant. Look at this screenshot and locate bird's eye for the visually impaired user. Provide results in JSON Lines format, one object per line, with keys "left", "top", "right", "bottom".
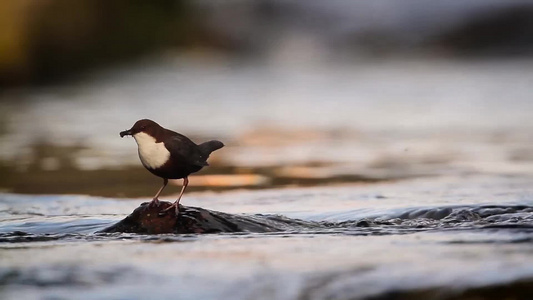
{"left": 140, "top": 126, "right": 146, "bottom": 130}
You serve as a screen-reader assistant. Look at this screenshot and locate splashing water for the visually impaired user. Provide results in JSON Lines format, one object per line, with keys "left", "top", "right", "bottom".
{"left": 1, "top": 175, "right": 533, "bottom": 300}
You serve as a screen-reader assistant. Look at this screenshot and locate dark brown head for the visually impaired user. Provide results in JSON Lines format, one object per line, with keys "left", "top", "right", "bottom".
{"left": 120, "top": 119, "right": 162, "bottom": 138}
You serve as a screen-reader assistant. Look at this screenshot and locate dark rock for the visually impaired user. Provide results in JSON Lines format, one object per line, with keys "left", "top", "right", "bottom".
{"left": 355, "top": 220, "right": 371, "bottom": 227}
{"left": 99, "top": 201, "right": 319, "bottom": 234}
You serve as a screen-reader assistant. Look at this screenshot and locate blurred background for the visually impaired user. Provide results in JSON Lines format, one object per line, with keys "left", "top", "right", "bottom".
{"left": 1, "top": 0, "right": 532, "bottom": 197}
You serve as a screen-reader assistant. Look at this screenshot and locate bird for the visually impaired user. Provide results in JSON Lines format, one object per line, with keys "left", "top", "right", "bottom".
{"left": 120, "top": 119, "right": 224, "bottom": 215}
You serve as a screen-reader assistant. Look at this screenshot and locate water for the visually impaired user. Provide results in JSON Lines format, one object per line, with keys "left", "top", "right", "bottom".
{"left": 1, "top": 58, "right": 533, "bottom": 170}
{"left": 2, "top": 58, "right": 533, "bottom": 200}
{"left": 1, "top": 55, "right": 533, "bottom": 298}
{"left": 2, "top": 175, "right": 533, "bottom": 299}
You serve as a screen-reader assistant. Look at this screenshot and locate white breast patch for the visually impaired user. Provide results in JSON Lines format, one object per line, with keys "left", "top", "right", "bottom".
{"left": 133, "top": 132, "right": 171, "bottom": 169}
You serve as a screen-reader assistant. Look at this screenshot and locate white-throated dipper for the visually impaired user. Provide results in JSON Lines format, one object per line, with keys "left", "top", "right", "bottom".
{"left": 120, "top": 119, "right": 224, "bottom": 215}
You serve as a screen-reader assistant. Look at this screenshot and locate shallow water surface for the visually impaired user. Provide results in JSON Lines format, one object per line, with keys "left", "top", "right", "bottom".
{"left": 1, "top": 175, "right": 533, "bottom": 300}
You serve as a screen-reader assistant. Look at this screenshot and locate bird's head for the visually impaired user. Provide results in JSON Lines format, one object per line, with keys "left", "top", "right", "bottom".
{"left": 120, "top": 119, "right": 161, "bottom": 138}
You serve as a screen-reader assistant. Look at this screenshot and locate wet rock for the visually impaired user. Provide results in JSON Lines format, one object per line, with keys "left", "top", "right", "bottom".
{"left": 99, "top": 201, "right": 314, "bottom": 234}
{"left": 355, "top": 220, "right": 371, "bottom": 227}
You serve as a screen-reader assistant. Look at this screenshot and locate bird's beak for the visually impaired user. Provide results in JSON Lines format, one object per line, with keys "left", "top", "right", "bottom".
{"left": 120, "top": 129, "right": 132, "bottom": 138}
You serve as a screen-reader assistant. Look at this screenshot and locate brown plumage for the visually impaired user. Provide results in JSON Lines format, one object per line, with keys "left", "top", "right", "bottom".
{"left": 120, "top": 119, "right": 224, "bottom": 214}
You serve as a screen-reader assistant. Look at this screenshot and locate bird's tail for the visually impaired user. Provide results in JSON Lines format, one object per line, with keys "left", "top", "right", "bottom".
{"left": 198, "top": 140, "right": 224, "bottom": 156}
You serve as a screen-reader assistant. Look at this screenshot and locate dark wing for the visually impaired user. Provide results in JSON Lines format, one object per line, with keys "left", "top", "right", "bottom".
{"left": 164, "top": 133, "right": 208, "bottom": 167}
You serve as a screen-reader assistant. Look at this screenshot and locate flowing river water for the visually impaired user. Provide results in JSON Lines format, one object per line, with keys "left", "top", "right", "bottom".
{"left": 1, "top": 57, "right": 533, "bottom": 299}
{"left": 2, "top": 175, "right": 533, "bottom": 299}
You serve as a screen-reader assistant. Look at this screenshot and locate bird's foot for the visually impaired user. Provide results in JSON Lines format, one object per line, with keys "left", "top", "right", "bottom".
{"left": 148, "top": 198, "right": 160, "bottom": 208}
{"left": 158, "top": 203, "right": 180, "bottom": 217}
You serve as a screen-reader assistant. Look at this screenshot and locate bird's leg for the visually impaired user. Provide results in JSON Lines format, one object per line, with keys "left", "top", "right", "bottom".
{"left": 174, "top": 177, "right": 189, "bottom": 213}
{"left": 149, "top": 178, "right": 168, "bottom": 207}
{"left": 160, "top": 177, "right": 188, "bottom": 215}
